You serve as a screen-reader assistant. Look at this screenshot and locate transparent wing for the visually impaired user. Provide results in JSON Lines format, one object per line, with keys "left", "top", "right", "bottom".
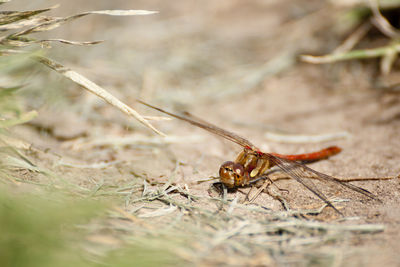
{"left": 264, "top": 153, "right": 377, "bottom": 214}
{"left": 138, "top": 100, "right": 258, "bottom": 150}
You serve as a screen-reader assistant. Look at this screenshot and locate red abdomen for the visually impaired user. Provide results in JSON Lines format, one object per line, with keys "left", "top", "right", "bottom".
{"left": 271, "top": 146, "right": 342, "bottom": 162}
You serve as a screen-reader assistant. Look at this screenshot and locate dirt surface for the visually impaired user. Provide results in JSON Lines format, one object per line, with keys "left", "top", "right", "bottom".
{"left": 6, "top": 0, "right": 400, "bottom": 266}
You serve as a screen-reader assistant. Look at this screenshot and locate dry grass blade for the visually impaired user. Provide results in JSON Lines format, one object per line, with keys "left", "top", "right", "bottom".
{"left": 8, "top": 9, "right": 158, "bottom": 38}
{"left": 301, "top": 43, "right": 400, "bottom": 64}
{"left": 0, "top": 7, "right": 157, "bottom": 47}
{"left": 36, "top": 56, "right": 164, "bottom": 136}
{"left": 0, "top": 6, "right": 56, "bottom": 25}
{"left": 138, "top": 205, "right": 177, "bottom": 218}
{"left": 280, "top": 220, "right": 385, "bottom": 233}
{"left": 0, "top": 17, "right": 50, "bottom": 31}
{"left": 87, "top": 10, "right": 159, "bottom": 16}
{"left": 33, "top": 39, "right": 103, "bottom": 46}
{"left": 143, "top": 115, "right": 172, "bottom": 121}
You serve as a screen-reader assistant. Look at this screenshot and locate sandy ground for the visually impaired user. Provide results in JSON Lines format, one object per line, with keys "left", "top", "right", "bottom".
{"left": 6, "top": 0, "right": 400, "bottom": 266}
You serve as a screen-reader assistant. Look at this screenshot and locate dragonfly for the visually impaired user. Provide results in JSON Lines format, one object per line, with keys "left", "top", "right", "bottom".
{"left": 138, "top": 100, "right": 378, "bottom": 215}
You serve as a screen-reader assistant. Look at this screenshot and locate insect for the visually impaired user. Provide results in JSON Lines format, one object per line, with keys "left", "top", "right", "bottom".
{"left": 138, "top": 100, "right": 377, "bottom": 215}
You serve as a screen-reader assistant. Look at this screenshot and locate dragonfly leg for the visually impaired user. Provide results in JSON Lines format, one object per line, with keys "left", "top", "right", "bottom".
{"left": 241, "top": 185, "right": 258, "bottom": 204}
{"left": 250, "top": 174, "right": 291, "bottom": 211}
{"left": 248, "top": 179, "right": 273, "bottom": 203}
{"left": 269, "top": 189, "right": 290, "bottom": 211}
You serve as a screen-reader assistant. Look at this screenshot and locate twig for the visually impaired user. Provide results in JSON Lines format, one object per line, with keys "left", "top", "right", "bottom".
{"left": 369, "top": 0, "right": 400, "bottom": 38}
{"left": 333, "top": 22, "right": 372, "bottom": 54}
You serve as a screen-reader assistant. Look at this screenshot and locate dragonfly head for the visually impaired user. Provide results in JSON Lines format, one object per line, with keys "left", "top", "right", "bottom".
{"left": 219, "top": 161, "right": 245, "bottom": 188}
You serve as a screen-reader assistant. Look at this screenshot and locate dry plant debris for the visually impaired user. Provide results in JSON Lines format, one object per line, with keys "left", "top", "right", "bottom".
{"left": 302, "top": 0, "right": 400, "bottom": 75}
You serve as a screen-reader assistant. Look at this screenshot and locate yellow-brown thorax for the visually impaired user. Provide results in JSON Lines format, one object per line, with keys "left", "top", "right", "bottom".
{"left": 219, "top": 149, "right": 275, "bottom": 188}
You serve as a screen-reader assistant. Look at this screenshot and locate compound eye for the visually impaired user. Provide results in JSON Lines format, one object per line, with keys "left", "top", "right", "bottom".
{"left": 219, "top": 161, "right": 235, "bottom": 188}
{"left": 221, "top": 161, "right": 234, "bottom": 168}
{"left": 232, "top": 163, "right": 244, "bottom": 176}
{"left": 219, "top": 161, "right": 234, "bottom": 178}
